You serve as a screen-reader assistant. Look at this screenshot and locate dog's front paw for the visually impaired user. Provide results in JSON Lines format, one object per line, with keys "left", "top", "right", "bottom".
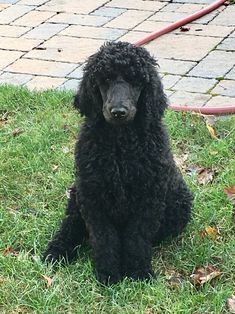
{"left": 42, "top": 247, "right": 68, "bottom": 265}
{"left": 96, "top": 270, "right": 122, "bottom": 285}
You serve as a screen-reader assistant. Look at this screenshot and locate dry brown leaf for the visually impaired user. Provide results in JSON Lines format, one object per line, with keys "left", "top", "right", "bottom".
{"left": 52, "top": 164, "right": 59, "bottom": 172}
{"left": 206, "top": 124, "right": 219, "bottom": 140}
{"left": 3, "top": 246, "right": 19, "bottom": 257}
{"left": 62, "top": 146, "right": 70, "bottom": 154}
{"left": 190, "top": 265, "right": 221, "bottom": 285}
{"left": 174, "top": 153, "right": 188, "bottom": 171}
{"left": 165, "top": 269, "right": 184, "bottom": 288}
{"left": 12, "top": 128, "right": 24, "bottom": 137}
{"left": 198, "top": 168, "right": 214, "bottom": 185}
{"left": 200, "top": 226, "right": 220, "bottom": 240}
{"left": 224, "top": 185, "right": 235, "bottom": 206}
{"left": 227, "top": 295, "right": 235, "bottom": 313}
{"left": 42, "top": 275, "right": 53, "bottom": 288}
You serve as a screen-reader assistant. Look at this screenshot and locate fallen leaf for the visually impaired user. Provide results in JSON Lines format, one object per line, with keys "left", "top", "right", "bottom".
{"left": 198, "top": 168, "right": 215, "bottom": 185}
{"left": 174, "top": 153, "right": 188, "bottom": 171}
{"left": 227, "top": 295, "right": 235, "bottom": 313}
{"left": 52, "top": 164, "right": 59, "bottom": 172}
{"left": 180, "top": 26, "right": 190, "bottom": 32}
{"left": 3, "top": 246, "right": 19, "bottom": 257}
{"left": 190, "top": 265, "right": 221, "bottom": 285}
{"left": 206, "top": 124, "right": 219, "bottom": 140}
{"left": 0, "top": 112, "right": 9, "bottom": 125}
{"left": 224, "top": 185, "right": 235, "bottom": 206}
{"left": 12, "top": 128, "right": 24, "bottom": 137}
{"left": 42, "top": 275, "right": 53, "bottom": 288}
{"left": 33, "top": 47, "right": 46, "bottom": 50}
{"left": 165, "top": 269, "right": 184, "bottom": 288}
{"left": 200, "top": 226, "right": 220, "bottom": 240}
{"left": 62, "top": 146, "right": 70, "bottom": 154}
{"left": 186, "top": 164, "right": 203, "bottom": 176}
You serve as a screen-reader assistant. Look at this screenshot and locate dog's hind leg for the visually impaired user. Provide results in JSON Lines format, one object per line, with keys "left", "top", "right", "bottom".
{"left": 43, "top": 184, "right": 87, "bottom": 264}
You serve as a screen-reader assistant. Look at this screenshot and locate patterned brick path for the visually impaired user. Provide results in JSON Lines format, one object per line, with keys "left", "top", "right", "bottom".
{"left": 0, "top": 0, "right": 234, "bottom": 109}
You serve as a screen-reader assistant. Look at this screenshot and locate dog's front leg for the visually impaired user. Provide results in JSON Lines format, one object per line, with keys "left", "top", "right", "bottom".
{"left": 123, "top": 217, "right": 160, "bottom": 281}
{"left": 86, "top": 216, "right": 121, "bottom": 285}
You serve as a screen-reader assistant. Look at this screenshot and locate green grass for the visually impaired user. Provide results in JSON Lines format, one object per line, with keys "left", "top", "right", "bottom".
{"left": 0, "top": 85, "right": 235, "bottom": 314}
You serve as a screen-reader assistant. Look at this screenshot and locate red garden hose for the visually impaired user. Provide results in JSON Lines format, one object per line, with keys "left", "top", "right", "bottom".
{"left": 133, "top": 0, "right": 235, "bottom": 115}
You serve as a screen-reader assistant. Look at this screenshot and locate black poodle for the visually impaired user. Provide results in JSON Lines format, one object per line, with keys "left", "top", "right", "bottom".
{"left": 43, "top": 41, "right": 193, "bottom": 284}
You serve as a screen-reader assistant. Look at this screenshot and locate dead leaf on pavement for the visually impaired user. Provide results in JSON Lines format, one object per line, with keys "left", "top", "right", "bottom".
{"left": 12, "top": 128, "right": 24, "bottom": 137}
{"left": 190, "top": 265, "right": 221, "bottom": 285}
{"left": 42, "top": 275, "right": 53, "bottom": 288}
{"left": 180, "top": 26, "right": 190, "bottom": 32}
{"left": 227, "top": 295, "right": 235, "bottom": 313}
{"left": 3, "top": 246, "right": 19, "bottom": 257}
{"left": 197, "top": 168, "right": 215, "bottom": 185}
{"left": 224, "top": 185, "right": 235, "bottom": 206}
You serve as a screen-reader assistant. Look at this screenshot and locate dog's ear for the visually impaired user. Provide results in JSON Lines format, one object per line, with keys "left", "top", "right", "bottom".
{"left": 138, "top": 68, "right": 168, "bottom": 124}
{"left": 73, "top": 72, "right": 102, "bottom": 120}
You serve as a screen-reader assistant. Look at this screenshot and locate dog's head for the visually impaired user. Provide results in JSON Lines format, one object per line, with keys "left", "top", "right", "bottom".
{"left": 74, "top": 41, "right": 167, "bottom": 125}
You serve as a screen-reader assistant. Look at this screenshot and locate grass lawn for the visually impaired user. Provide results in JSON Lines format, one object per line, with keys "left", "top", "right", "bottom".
{"left": 0, "top": 85, "right": 234, "bottom": 314}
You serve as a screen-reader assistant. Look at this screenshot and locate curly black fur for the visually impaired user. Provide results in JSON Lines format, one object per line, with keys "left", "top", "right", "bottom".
{"left": 43, "top": 42, "right": 193, "bottom": 284}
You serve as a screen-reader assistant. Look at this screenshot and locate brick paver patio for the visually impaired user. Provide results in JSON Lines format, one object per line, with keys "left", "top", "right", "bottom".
{"left": 0, "top": 0, "right": 234, "bottom": 109}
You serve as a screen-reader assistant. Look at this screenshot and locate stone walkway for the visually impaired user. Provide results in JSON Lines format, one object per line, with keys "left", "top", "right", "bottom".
{"left": 0, "top": 0, "right": 234, "bottom": 109}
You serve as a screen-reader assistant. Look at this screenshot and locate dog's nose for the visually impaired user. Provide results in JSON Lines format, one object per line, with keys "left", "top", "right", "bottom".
{"left": 110, "top": 107, "right": 127, "bottom": 119}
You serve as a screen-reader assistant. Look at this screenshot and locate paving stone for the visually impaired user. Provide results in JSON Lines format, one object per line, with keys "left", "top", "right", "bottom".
{"left": 0, "top": 0, "right": 20, "bottom": 4}
{"left": 0, "top": 5, "right": 34, "bottom": 24}
{"left": 211, "top": 5, "right": 235, "bottom": 26}
{"left": 158, "top": 58, "right": 196, "bottom": 75}
{"left": 205, "top": 95, "right": 235, "bottom": 107}
{"left": 59, "top": 25, "right": 126, "bottom": 40}
{"left": 160, "top": 3, "right": 182, "bottom": 12}
{"left": 189, "top": 50, "right": 235, "bottom": 78}
{"left": 118, "top": 30, "right": 150, "bottom": 43}
{"left": 23, "top": 23, "right": 67, "bottom": 40}
{"left": 162, "top": 74, "right": 181, "bottom": 89}
{"left": 12, "top": 10, "right": 55, "bottom": 27}
{"left": 5, "top": 58, "right": 77, "bottom": 77}
{"left": 67, "top": 64, "right": 85, "bottom": 79}
{"left": 211, "top": 80, "right": 235, "bottom": 97}
{"left": 25, "top": 76, "right": 66, "bottom": 90}
{"left": 172, "top": 0, "right": 216, "bottom": 3}
{"left": 106, "top": 0, "right": 166, "bottom": 11}
{"left": 106, "top": 10, "right": 152, "bottom": 29}
{"left": 225, "top": 67, "right": 235, "bottom": 80}
{"left": 150, "top": 11, "right": 188, "bottom": 22}
{"left": 91, "top": 7, "right": 126, "bottom": 18}
{"left": 0, "top": 50, "right": 23, "bottom": 70}
{"left": 134, "top": 20, "right": 169, "bottom": 32}
{"left": 230, "top": 30, "right": 235, "bottom": 38}
{"left": 0, "top": 37, "right": 42, "bottom": 51}
{"left": 25, "top": 37, "right": 104, "bottom": 63}
{"left": 217, "top": 37, "right": 235, "bottom": 51}
{"left": 146, "top": 34, "right": 221, "bottom": 61}
{"left": 59, "top": 79, "right": 81, "bottom": 91}
{"left": 48, "top": 13, "right": 111, "bottom": 26}
{"left": 0, "top": 4, "right": 10, "bottom": 11}
{"left": 17, "top": 0, "right": 48, "bottom": 5}
{"left": 0, "top": 72, "right": 32, "bottom": 85}
{"left": 39, "top": 0, "right": 109, "bottom": 15}
{"left": 150, "top": 7, "right": 222, "bottom": 24}
{"left": 174, "top": 23, "right": 234, "bottom": 38}
{"left": 169, "top": 90, "right": 211, "bottom": 107}
{"left": 172, "top": 3, "right": 205, "bottom": 13}
{"left": 0, "top": 25, "right": 30, "bottom": 37}
{"left": 172, "top": 76, "right": 217, "bottom": 93}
